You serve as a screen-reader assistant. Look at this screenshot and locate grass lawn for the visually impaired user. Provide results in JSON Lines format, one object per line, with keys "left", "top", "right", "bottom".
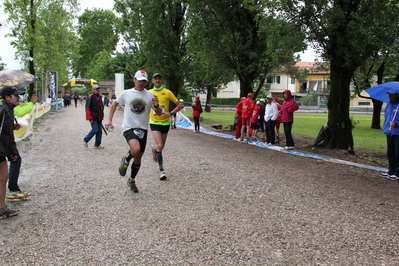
{"left": 197, "top": 110, "right": 386, "bottom": 153}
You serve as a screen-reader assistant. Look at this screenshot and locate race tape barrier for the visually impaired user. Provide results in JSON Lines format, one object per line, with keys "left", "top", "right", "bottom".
{"left": 175, "top": 112, "right": 387, "bottom": 173}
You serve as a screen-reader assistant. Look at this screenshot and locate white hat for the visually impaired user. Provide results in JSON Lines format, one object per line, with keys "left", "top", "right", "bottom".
{"left": 134, "top": 70, "right": 148, "bottom": 81}
{"left": 256, "top": 100, "right": 260, "bottom": 105}
{"left": 259, "top": 98, "right": 265, "bottom": 102}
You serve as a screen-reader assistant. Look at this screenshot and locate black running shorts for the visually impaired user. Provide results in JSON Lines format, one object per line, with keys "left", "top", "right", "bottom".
{"left": 123, "top": 128, "right": 148, "bottom": 153}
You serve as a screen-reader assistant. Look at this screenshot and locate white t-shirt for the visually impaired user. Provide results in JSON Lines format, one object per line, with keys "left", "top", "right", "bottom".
{"left": 116, "top": 88, "right": 155, "bottom": 132}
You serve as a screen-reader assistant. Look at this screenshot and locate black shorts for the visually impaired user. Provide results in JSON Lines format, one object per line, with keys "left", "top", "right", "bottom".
{"left": 123, "top": 128, "right": 148, "bottom": 153}
{"left": 150, "top": 124, "right": 170, "bottom": 134}
{"left": 0, "top": 156, "right": 6, "bottom": 163}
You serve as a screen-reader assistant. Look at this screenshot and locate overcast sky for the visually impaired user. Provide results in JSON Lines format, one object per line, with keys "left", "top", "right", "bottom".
{"left": 0, "top": 0, "right": 318, "bottom": 71}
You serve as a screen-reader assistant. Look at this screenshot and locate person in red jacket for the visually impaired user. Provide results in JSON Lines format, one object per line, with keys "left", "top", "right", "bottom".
{"left": 273, "top": 97, "right": 282, "bottom": 143}
{"left": 192, "top": 96, "right": 202, "bottom": 132}
{"left": 250, "top": 100, "right": 261, "bottom": 140}
{"left": 234, "top": 97, "right": 245, "bottom": 139}
{"left": 83, "top": 85, "right": 105, "bottom": 149}
{"left": 240, "top": 93, "right": 255, "bottom": 141}
{"left": 281, "top": 90, "right": 299, "bottom": 150}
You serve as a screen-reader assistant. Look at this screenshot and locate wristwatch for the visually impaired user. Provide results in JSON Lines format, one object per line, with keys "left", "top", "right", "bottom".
{"left": 170, "top": 111, "right": 175, "bottom": 115}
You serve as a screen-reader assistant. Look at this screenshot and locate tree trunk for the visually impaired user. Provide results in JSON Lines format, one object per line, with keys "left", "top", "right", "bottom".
{"left": 371, "top": 99, "right": 383, "bottom": 129}
{"left": 239, "top": 77, "right": 254, "bottom": 97}
{"left": 205, "top": 85, "right": 212, "bottom": 112}
{"left": 326, "top": 62, "right": 355, "bottom": 154}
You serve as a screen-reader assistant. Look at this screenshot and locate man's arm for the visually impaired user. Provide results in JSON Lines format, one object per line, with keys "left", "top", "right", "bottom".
{"left": 104, "top": 100, "right": 119, "bottom": 130}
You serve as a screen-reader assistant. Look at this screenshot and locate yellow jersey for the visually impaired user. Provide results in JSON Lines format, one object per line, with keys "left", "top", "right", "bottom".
{"left": 149, "top": 87, "right": 179, "bottom": 124}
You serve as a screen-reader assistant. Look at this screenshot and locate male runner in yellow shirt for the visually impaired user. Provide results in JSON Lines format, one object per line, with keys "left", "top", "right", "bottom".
{"left": 149, "top": 73, "right": 181, "bottom": 180}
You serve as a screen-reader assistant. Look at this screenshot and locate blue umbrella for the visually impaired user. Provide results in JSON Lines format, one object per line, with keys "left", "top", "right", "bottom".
{"left": 365, "top": 81, "right": 399, "bottom": 103}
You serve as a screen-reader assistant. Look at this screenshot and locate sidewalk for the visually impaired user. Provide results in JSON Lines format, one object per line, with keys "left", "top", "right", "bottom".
{"left": 1, "top": 104, "right": 399, "bottom": 265}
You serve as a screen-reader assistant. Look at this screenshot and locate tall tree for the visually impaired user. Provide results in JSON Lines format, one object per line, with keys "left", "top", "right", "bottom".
{"left": 188, "top": 0, "right": 305, "bottom": 97}
{"left": 114, "top": 0, "right": 189, "bottom": 95}
{"left": 3, "top": 0, "right": 78, "bottom": 99}
{"left": 353, "top": 42, "right": 399, "bottom": 129}
{"left": 279, "top": 0, "right": 399, "bottom": 153}
{"left": 73, "top": 9, "right": 119, "bottom": 78}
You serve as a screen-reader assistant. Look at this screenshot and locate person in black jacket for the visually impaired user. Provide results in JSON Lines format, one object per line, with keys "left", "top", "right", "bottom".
{"left": 83, "top": 85, "right": 105, "bottom": 149}
{"left": 0, "top": 86, "right": 24, "bottom": 219}
{"left": 258, "top": 99, "right": 266, "bottom": 142}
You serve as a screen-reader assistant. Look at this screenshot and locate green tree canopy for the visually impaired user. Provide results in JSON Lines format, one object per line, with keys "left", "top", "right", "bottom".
{"left": 4, "top": 0, "right": 78, "bottom": 99}
{"left": 279, "top": 0, "right": 399, "bottom": 153}
{"left": 73, "top": 8, "right": 119, "bottom": 78}
{"left": 114, "top": 0, "right": 189, "bottom": 95}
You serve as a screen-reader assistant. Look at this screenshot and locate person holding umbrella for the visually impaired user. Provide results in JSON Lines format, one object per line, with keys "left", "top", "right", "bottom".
{"left": 0, "top": 86, "right": 25, "bottom": 219}
{"left": 382, "top": 89, "right": 399, "bottom": 180}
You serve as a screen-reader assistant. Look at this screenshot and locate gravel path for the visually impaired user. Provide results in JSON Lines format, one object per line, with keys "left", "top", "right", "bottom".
{"left": 1, "top": 104, "right": 399, "bottom": 265}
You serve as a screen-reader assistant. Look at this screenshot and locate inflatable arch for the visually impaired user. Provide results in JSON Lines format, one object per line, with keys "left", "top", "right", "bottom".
{"left": 62, "top": 78, "right": 97, "bottom": 87}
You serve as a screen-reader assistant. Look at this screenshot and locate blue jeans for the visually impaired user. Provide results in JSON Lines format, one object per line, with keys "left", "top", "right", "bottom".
{"left": 7, "top": 149, "right": 21, "bottom": 191}
{"left": 84, "top": 120, "right": 103, "bottom": 147}
{"left": 386, "top": 135, "right": 399, "bottom": 176}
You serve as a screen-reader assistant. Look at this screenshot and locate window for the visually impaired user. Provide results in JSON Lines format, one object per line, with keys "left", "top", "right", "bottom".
{"left": 291, "top": 78, "right": 295, "bottom": 84}
{"left": 276, "top": 76, "right": 280, "bottom": 84}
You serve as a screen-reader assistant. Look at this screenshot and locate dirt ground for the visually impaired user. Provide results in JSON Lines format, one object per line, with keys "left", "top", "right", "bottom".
{"left": 2, "top": 106, "right": 398, "bottom": 265}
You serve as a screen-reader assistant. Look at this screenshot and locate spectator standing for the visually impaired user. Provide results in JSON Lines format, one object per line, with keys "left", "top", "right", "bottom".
{"left": 234, "top": 97, "right": 245, "bottom": 139}
{"left": 258, "top": 99, "right": 266, "bottom": 142}
{"left": 83, "top": 85, "right": 105, "bottom": 149}
{"left": 149, "top": 73, "right": 181, "bottom": 180}
{"left": 240, "top": 93, "right": 255, "bottom": 141}
{"left": 264, "top": 95, "right": 279, "bottom": 145}
{"left": 0, "top": 86, "right": 25, "bottom": 219}
{"left": 273, "top": 97, "right": 282, "bottom": 144}
{"left": 250, "top": 100, "right": 261, "bottom": 140}
{"left": 381, "top": 90, "right": 399, "bottom": 180}
{"left": 7, "top": 93, "right": 38, "bottom": 198}
{"left": 73, "top": 94, "right": 79, "bottom": 108}
{"left": 63, "top": 94, "right": 70, "bottom": 107}
{"left": 192, "top": 96, "right": 202, "bottom": 133}
{"left": 281, "top": 90, "right": 299, "bottom": 150}
{"left": 105, "top": 70, "right": 161, "bottom": 192}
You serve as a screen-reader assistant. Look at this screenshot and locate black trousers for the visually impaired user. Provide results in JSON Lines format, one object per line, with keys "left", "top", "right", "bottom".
{"left": 283, "top": 122, "right": 294, "bottom": 146}
{"left": 265, "top": 120, "right": 275, "bottom": 144}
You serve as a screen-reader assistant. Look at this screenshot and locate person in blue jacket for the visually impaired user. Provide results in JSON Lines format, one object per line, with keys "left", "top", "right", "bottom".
{"left": 382, "top": 89, "right": 399, "bottom": 180}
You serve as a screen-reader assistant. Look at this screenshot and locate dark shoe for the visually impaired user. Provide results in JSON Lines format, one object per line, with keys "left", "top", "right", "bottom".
{"left": 119, "top": 156, "right": 129, "bottom": 176}
{"left": 0, "top": 206, "right": 19, "bottom": 220}
{"left": 380, "top": 172, "right": 389, "bottom": 177}
{"left": 387, "top": 175, "right": 399, "bottom": 181}
{"left": 127, "top": 179, "right": 139, "bottom": 193}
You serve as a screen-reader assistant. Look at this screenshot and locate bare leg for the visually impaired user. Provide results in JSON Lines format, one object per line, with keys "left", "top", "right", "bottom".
{"left": 0, "top": 161, "right": 9, "bottom": 209}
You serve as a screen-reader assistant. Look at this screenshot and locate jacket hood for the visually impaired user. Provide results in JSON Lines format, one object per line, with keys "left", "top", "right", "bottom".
{"left": 283, "top": 90, "right": 292, "bottom": 101}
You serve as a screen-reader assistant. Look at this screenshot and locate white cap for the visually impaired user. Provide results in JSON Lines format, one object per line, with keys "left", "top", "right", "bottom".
{"left": 134, "top": 70, "right": 148, "bottom": 81}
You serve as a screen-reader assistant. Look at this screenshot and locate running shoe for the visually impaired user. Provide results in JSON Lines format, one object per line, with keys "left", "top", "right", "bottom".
{"left": 93, "top": 145, "right": 105, "bottom": 149}
{"left": 8, "top": 191, "right": 30, "bottom": 198}
{"left": 127, "top": 179, "right": 138, "bottom": 193}
{"left": 387, "top": 174, "right": 399, "bottom": 181}
{"left": 380, "top": 172, "right": 389, "bottom": 177}
{"left": 0, "top": 206, "right": 19, "bottom": 220}
{"left": 83, "top": 140, "right": 88, "bottom": 147}
{"left": 152, "top": 147, "right": 157, "bottom": 162}
{"left": 119, "top": 156, "right": 129, "bottom": 176}
{"left": 160, "top": 171, "right": 167, "bottom": 181}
